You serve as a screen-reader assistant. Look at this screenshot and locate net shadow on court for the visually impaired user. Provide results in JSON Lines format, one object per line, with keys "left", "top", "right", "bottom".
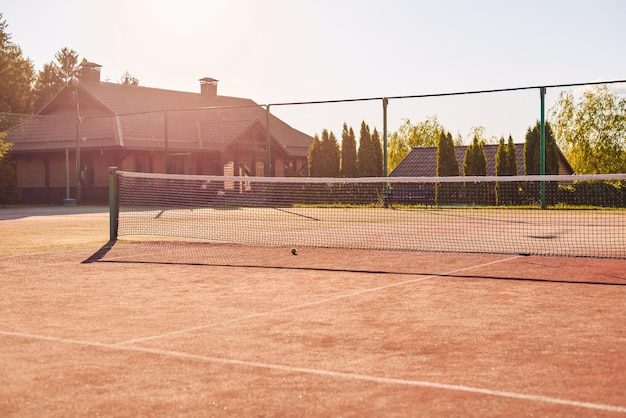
{"left": 83, "top": 240, "right": 626, "bottom": 287}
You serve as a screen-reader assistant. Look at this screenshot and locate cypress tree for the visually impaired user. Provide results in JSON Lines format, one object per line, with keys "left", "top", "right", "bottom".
{"left": 495, "top": 136, "right": 515, "bottom": 205}
{"left": 436, "top": 131, "right": 459, "bottom": 176}
{"left": 463, "top": 134, "right": 488, "bottom": 204}
{"left": 495, "top": 137, "right": 508, "bottom": 176}
{"left": 435, "top": 131, "right": 459, "bottom": 204}
{"left": 524, "top": 121, "right": 559, "bottom": 204}
{"left": 357, "top": 121, "right": 374, "bottom": 177}
{"left": 371, "top": 128, "right": 383, "bottom": 177}
{"left": 524, "top": 121, "right": 559, "bottom": 175}
{"left": 506, "top": 135, "right": 517, "bottom": 175}
{"left": 319, "top": 129, "right": 340, "bottom": 177}
{"left": 307, "top": 134, "right": 322, "bottom": 177}
{"left": 327, "top": 131, "right": 341, "bottom": 177}
{"left": 357, "top": 122, "right": 381, "bottom": 202}
{"left": 341, "top": 123, "right": 358, "bottom": 177}
{"left": 463, "top": 134, "right": 487, "bottom": 176}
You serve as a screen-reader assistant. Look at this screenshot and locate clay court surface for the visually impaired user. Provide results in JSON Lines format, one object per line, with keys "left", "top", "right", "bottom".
{"left": 1, "top": 206, "right": 625, "bottom": 417}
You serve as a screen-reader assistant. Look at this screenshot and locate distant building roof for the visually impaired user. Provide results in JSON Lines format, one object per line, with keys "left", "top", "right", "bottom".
{"left": 389, "top": 143, "right": 574, "bottom": 177}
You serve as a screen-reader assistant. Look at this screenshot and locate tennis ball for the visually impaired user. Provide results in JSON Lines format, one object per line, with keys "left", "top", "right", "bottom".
{"left": 291, "top": 248, "right": 297, "bottom": 255}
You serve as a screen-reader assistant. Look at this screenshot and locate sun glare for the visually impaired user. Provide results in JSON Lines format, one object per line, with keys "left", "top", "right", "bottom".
{"left": 150, "top": 0, "right": 225, "bottom": 32}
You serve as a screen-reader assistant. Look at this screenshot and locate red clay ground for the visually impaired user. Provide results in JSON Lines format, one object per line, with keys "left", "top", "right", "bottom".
{"left": 0, "top": 207, "right": 625, "bottom": 417}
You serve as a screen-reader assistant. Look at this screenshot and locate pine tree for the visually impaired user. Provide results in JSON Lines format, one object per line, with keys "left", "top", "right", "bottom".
{"left": 0, "top": 13, "right": 35, "bottom": 127}
{"left": 32, "top": 48, "right": 82, "bottom": 115}
{"left": 0, "top": 14, "right": 32, "bottom": 202}
{"left": 341, "top": 123, "right": 358, "bottom": 177}
{"left": 32, "top": 63, "right": 63, "bottom": 112}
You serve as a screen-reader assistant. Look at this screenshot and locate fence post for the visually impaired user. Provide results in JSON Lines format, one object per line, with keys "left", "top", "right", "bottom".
{"left": 540, "top": 87, "right": 546, "bottom": 208}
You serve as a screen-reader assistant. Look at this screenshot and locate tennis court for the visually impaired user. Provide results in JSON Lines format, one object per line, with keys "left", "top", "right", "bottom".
{"left": 1, "top": 206, "right": 625, "bottom": 416}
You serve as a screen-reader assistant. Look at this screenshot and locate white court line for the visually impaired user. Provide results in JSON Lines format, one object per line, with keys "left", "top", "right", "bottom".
{"left": 115, "top": 255, "right": 522, "bottom": 346}
{"left": 1, "top": 330, "right": 625, "bottom": 414}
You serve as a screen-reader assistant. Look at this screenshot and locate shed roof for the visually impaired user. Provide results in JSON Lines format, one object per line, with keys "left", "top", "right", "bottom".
{"left": 389, "top": 143, "right": 574, "bottom": 177}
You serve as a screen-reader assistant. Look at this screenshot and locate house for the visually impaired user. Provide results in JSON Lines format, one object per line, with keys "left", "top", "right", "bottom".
{"left": 389, "top": 143, "right": 574, "bottom": 177}
{"left": 6, "top": 62, "right": 313, "bottom": 204}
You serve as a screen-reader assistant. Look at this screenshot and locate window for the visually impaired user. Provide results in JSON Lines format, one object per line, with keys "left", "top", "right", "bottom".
{"left": 171, "top": 154, "right": 191, "bottom": 174}
{"left": 284, "top": 159, "right": 296, "bottom": 176}
{"left": 134, "top": 155, "right": 152, "bottom": 173}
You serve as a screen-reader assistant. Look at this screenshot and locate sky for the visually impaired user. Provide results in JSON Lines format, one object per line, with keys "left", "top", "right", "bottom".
{"left": 2, "top": 0, "right": 625, "bottom": 144}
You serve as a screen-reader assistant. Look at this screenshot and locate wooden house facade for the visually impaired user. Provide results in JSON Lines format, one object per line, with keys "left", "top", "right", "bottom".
{"left": 6, "top": 64, "right": 313, "bottom": 204}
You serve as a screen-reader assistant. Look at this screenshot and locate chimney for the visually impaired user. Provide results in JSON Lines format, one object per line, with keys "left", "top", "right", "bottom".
{"left": 199, "top": 77, "right": 218, "bottom": 98}
{"left": 78, "top": 61, "right": 102, "bottom": 83}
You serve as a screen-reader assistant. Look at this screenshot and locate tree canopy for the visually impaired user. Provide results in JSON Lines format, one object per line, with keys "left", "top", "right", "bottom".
{"left": 0, "top": 13, "right": 35, "bottom": 126}
{"left": 550, "top": 86, "right": 626, "bottom": 174}
{"left": 387, "top": 117, "right": 446, "bottom": 172}
{"left": 120, "top": 71, "right": 139, "bottom": 86}
{"left": 2, "top": 14, "right": 142, "bottom": 118}
{"left": 32, "top": 48, "right": 82, "bottom": 112}
{"left": 0, "top": 132, "right": 10, "bottom": 158}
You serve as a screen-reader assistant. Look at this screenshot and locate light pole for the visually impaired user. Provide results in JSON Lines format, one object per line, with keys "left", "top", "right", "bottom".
{"left": 63, "top": 146, "right": 74, "bottom": 206}
{"left": 71, "top": 77, "right": 81, "bottom": 204}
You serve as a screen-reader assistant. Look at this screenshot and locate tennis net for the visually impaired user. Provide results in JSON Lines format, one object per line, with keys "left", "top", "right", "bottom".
{"left": 112, "top": 170, "right": 626, "bottom": 258}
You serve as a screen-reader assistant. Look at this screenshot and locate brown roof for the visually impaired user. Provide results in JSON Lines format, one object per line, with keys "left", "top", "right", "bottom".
{"left": 7, "top": 81, "right": 312, "bottom": 157}
{"left": 389, "top": 144, "right": 574, "bottom": 177}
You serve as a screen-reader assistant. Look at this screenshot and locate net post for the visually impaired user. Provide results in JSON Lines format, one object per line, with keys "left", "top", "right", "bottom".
{"left": 108, "top": 167, "right": 118, "bottom": 243}
{"left": 266, "top": 104, "right": 271, "bottom": 176}
{"left": 382, "top": 97, "right": 388, "bottom": 176}
{"left": 539, "top": 87, "right": 546, "bottom": 208}
{"left": 382, "top": 97, "right": 389, "bottom": 207}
